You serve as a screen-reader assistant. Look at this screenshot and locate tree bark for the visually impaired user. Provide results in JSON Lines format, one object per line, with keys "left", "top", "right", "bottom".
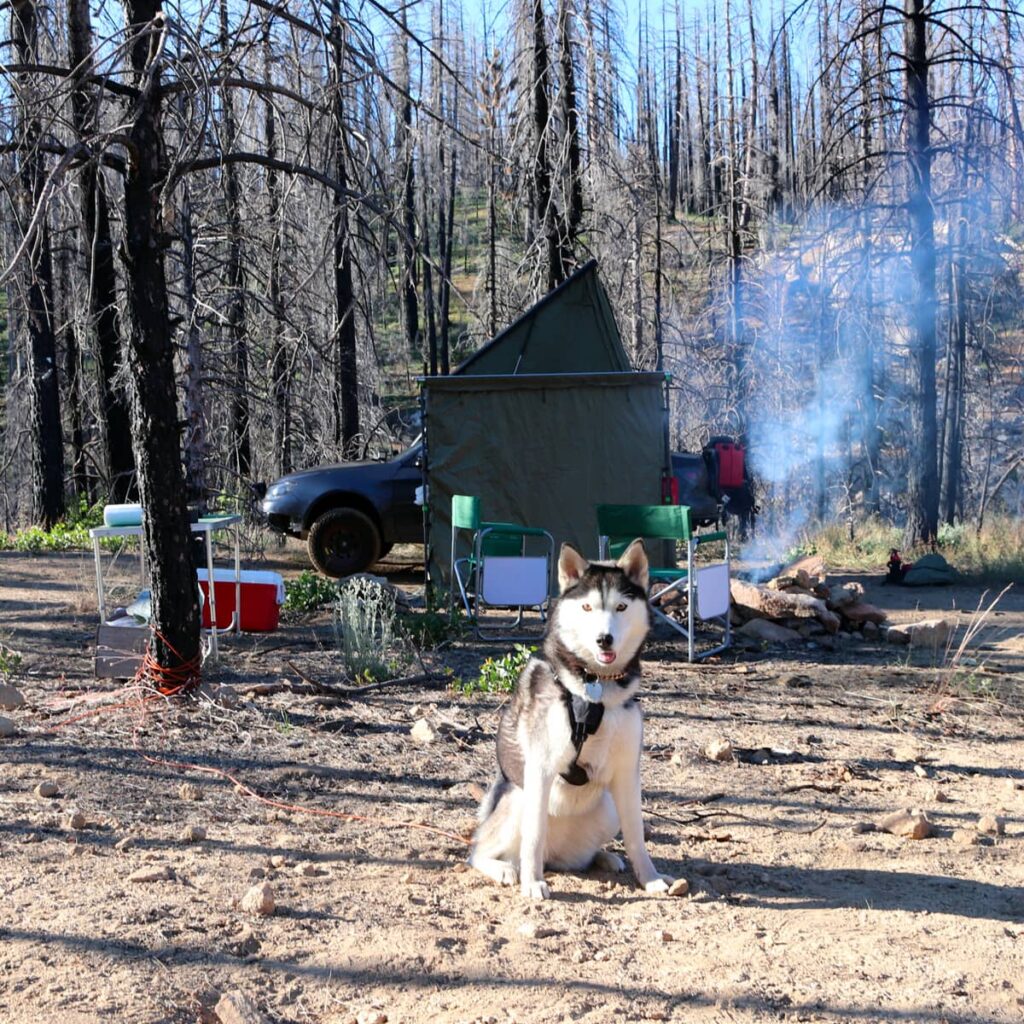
{"left": 219, "top": 0, "right": 252, "bottom": 482}
{"left": 902, "top": 0, "right": 939, "bottom": 547}
{"left": 68, "top": 0, "right": 136, "bottom": 504}
{"left": 121, "top": 0, "right": 200, "bottom": 674}
{"left": 13, "top": 0, "right": 64, "bottom": 528}
{"left": 330, "top": 4, "right": 359, "bottom": 451}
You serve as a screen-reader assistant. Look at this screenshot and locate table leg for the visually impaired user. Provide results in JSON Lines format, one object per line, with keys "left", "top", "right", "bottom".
{"left": 205, "top": 529, "right": 218, "bottom": 661}
{"left": 93, "top": 536, "right": 106, "bottom": 623}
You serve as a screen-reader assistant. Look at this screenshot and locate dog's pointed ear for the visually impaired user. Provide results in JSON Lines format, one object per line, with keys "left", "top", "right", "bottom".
{"left": 558, "top": 542, "right": 589, "bottom": 592}
{"left": 617, "top": 538, "right": 649, "bottom": 592}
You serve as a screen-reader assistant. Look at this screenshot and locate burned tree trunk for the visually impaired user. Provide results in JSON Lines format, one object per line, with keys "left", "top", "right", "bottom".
{"left": 330, "top": 3, "right": 359, "bottom": 451}
{"left": 902, "top": 0, "right": 939, "bottom": 546}
{"left": 120, "top": 1, "right": 200, "bottom": 674}
{"left": 13, "top": 0, "right": 64, "bottom": 528}
{"left": 263, "top": 18, "right": 290, "bottom": 475}
{"left": 67, "top": 0, "right": 136, "bottom": 504}
{"left": 218, "top": 0, "right": 251, "bottom": 482}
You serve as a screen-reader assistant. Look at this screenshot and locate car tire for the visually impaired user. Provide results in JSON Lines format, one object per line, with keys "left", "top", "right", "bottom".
{"left": 307, "top": 508, "right": 382, "bottom": 578}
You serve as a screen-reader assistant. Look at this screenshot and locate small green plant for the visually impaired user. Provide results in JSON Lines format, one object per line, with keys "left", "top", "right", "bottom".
{"left": 333, "top": 576, "right": 410, "bottom": 681}
{"left": 283, "top": 570, "right": 340, "bottom": 612}
{"left": 452, "top": 644, "right": 536, "bottom": 695}
{"left": 398, "top": 607, "right": 466, "bottom": 648}
{"left": 0, "top": 639, "right": 23, "bottom": 682}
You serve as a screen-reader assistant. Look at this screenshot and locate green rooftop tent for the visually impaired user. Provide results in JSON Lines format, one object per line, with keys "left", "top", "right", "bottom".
{"left": 421, "top": 261, "right": 670, "bottom": 594}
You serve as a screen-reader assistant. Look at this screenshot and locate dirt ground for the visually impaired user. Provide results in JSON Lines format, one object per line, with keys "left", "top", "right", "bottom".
{"left": 1, "top": 544, "right": 1022, "bottom": 1024}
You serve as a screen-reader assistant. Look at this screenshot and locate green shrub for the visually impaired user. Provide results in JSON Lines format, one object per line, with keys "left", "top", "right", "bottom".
{"left": 0, "top": 639, "right": 22, "bottom": 682}
{"left": 282, "top": 570, "right": 340, "bottom": 612}
{"left": 452, "top": 644, "right": 536, "bottom": 695}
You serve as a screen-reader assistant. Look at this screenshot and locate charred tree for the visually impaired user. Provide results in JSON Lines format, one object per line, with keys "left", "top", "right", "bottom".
{"left": 218, "top": 0, "right": 252, "bottom": 483}
{"left": 120, "top": 1, "right": 200, "bottom": 674}
{"left": 12, "top": 0, "right": 64, "bottom": 528}
{"left": 330, "top": 3, "right": 359, "bottom": 451}
{"left": 68, "top": 0, "right": 136, "bottom": 503}
{"left": 902, "top": 0, "right": 939, "bottom": 546}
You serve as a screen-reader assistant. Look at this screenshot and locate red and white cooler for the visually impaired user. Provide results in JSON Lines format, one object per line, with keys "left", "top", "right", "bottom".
{"left": 196, "top": 568, "right": 285, "bottom": 632}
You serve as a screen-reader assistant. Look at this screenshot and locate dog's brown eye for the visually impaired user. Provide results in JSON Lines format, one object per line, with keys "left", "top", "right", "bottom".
{"left": 616, "top": 603, "right": 627, "bottom": 612}
{"left": 582, "top": 603, "right": 592, "bottom": 612}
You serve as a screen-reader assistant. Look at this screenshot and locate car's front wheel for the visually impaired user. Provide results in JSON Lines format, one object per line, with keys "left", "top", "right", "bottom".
{"left": 306, "top": 508, "right": 382, "bottom": 578}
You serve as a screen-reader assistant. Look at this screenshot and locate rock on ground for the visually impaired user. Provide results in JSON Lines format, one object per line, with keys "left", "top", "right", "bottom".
{"left": 703, "top": 739, "right": 733, "bottom": 762}
{"left": 0, "top": 716, "right": 15, "bottom": 737}
{"left": 241, "top": 882, "right": 276, "bottom": 916}
{"left": 214, "top": 990, "right": 269, "bottom": 1024}
{"left": 877, "top": 808, "right": 933, "bottom": 839}
{"left": 0, "top": 684, "right": 25, "bottom": 709}
{"left": 885, "top": 618, "right": 952, "bottom": 649}
{"left": 128, "top": 865, "right": 174, "bottom": 883}
{"left": 976, "top": 814, "right": 1005, "bottom": 836}
{"left": 737, "top": 619, "right": 802, "bottom": 644}
{"left": 410, "top": 718, "right": 438, "bottom": 745}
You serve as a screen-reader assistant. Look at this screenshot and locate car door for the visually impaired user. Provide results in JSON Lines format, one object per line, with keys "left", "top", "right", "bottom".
{"left": 389, "top": 443, "right": 424, "bottom": 543}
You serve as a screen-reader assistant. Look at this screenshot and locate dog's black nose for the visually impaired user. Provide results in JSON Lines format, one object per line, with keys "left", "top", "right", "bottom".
{"left": 596, "top": 633, "right": 613, "bottom": 650}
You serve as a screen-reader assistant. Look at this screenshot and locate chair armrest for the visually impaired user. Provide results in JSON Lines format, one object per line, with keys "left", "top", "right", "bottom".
{"left": 694, "top": 531, "right": 728, "bottom": 545}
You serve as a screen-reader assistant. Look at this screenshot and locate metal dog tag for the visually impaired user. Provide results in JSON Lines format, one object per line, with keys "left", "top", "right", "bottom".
{"left": 584, "top": 680, "right": 603, "bottom": 703}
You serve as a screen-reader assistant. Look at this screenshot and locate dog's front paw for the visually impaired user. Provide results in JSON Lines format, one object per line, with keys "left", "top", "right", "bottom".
{"left": 521, "top": 879, "right": 551, "bottom": 900}
{"left": 642, "top": 875, "right": 673, "bottom": 894}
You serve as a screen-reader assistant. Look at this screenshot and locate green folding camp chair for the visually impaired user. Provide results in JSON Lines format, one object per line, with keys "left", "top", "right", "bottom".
{"left": 450, "top": 494, "right": 555, "bottom": 640}
{"left": 595, "top": 503, "right": 731, "bottom": 662}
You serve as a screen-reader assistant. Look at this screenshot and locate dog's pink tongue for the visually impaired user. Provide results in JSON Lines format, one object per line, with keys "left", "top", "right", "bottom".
{"left": 598, "top": 651, "right": 616, "bottom": 665}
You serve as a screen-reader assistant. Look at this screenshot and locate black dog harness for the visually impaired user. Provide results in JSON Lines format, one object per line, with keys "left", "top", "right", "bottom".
{"left": 558, "top": 680, "right": 606, "bottom": 786}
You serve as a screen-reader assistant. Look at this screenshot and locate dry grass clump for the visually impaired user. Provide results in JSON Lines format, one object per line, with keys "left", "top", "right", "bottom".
{"left": 796, "top": 513, "right": 1024, "bottom": 582}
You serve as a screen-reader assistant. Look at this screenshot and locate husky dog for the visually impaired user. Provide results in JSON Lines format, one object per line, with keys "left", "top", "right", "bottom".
{"left": 469, "top": 540, "right": 675, "bottom": 899}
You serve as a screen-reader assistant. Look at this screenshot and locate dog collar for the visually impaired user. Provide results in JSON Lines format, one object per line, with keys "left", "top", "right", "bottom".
{"left": 584, "top": 669, "right": 628, "bottom": 683}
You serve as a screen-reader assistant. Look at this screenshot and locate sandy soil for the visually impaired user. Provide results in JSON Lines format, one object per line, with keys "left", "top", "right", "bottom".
{"left": 0, "top": 546, "right": 1022, "bottom": 1024}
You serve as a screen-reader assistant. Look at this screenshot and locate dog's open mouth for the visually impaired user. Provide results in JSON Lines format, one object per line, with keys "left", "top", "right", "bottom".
{"left": 598, "top": 651, "right": 616, "bottom": 665}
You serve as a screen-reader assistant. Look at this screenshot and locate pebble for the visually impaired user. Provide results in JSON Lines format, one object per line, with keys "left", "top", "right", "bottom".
{"left": 0, "top": 716, "right": 15, "bottom": 738}
{"left": 0, "top": 683, "right": 25, "bottom": 710}
{"left": 178, "top": 782, "right": 202, "bottom": 801}
{"left": 877, "top": 808, "right": 933, "bottom": 840}
{"left": 927, "top": 786, "right": 950, "bottom": 803}
{"left": 653, "top": 929, "right": 674, "bottom": 942}
{"left": 241, "top": 882, "right": 276, "bottom": 916}
{"left": 667, "top": 878, "right": 690, "bottom": 897}
{"left": 357, "top": 1014, "right": 387, "bottom": 1024}
{"left": 518, "top": 921, "right": 561, "bottom": 939}
{"left": 34, "top": 781, "right": 59, "bottom": 799}
{"left": 913, "top": 764, "right": 930, "bottom": 778}
{"left": 180, "top": 824, "right": 207, "bottom": 843}
{"left": 128, "top": 865, "right": 174, "bottom": 883}
{"left": 295, "top": 862, "right": 320, "bottom": 877}
{"left": 703, "top": 739, "right": 734, "bottom": 762}
{"left": 953, "top": 829, "right": 981, "bottom": 847}
{"left": 63, "top": 810, "right": 87, "bottom": 830}
{"left": 977, "top": 815, "right": 1005, "bottom": 836}
{"left": 115, "top": 837, "right": 135, "bottom": 852}
{"left": 410, "top": 718, "right": 438, "bottom": 745}
{"left": 850, "top": 821, "right": 876, "bottom": 834}
{"left": 214, "top": 990, "right": 269, "bottom": 1024}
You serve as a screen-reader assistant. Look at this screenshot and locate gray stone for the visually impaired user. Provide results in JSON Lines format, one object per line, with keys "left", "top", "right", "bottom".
{"left": 0, "top": 684, "right": 25, "bottom": 710}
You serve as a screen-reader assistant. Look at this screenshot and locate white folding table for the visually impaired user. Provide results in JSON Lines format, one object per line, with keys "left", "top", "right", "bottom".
{"left": 89, "top": 514, "right": 242, "bottom": 660}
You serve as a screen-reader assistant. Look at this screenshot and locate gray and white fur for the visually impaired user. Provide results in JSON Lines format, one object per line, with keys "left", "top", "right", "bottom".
{"left": 469, "top": 540, "right": 675, "bottom": 899}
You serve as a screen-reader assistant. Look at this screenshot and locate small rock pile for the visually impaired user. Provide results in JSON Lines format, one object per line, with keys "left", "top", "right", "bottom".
{"left": 730, "top": 556, "right": 887, "bottom": 644}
